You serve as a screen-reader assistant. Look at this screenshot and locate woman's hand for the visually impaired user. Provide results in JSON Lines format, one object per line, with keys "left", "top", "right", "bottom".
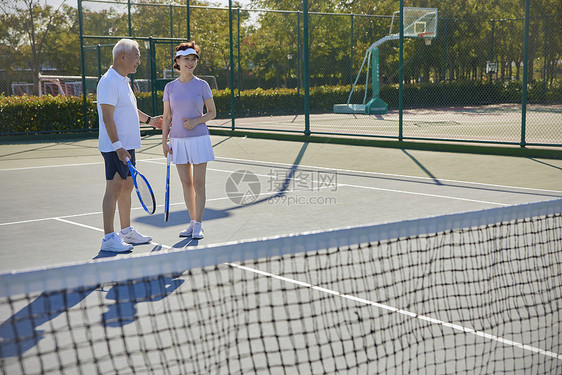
{"left": 183, "top": 118, "right": 199, "bottom": 130}
{"left": 162, "top": 142, "right": 172, "bottom": 157}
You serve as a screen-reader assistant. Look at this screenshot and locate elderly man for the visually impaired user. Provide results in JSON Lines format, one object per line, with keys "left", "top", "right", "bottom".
{"left": 97, "top": 38, "right": 160, "bottom": 252}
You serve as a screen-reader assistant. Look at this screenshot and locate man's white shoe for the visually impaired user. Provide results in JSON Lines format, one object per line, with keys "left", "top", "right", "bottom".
{"left": 179, "top": 221, "right": 196, "bottom": 237}
{"left": 192, "top": 222, "right": 204, "bottom": 239}
{"left": 120, "top": 227, "right": 152, "bottom": 244}
{"left": 101, "top": 233, "right": 133, "bottom": 252}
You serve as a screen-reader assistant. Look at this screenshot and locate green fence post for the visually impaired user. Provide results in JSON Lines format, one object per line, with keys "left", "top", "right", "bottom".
{"left": 150, "top": 37, "right": 157, "bottom": 116}
{"left": 127, "top": 0, "right": 135, "bottom": 90}
{"left": 398, "top": 0, "right": 404, "bottom": 141}
{"left": 297, "top": 12, "right": 301, "bottom": 105}
{"left": 542, "top": 16, "right": 549, "bottom": 102}
{"left": 96, "top": 45, "right": 102, "bottom": 79}
{"left": 350, "top": 14, "right": 354, "bottom": 86}
{"left": 237, "top": 8, "right": 242, "bottom": 105}
{"left": 303, "top": 0, "right": 310, "bottom": 136}
{"left": 170, "top": 5, "right": 173, "bottom": 40}
{"left": 78, "top": 0, "right": 88, "bottom": 130}
{"left": 441, "top": 18, "right": 448, "bottom": 83}
{"left": 441, "top": 18, "right": 448, "bottom": 107}
{"left": 520, "top": 0, "right": 530, "bottom": 147}
{"left": 127, "top": 0, "right": 132, "bottom": 36}
{"left": 170, "top": 5, "right": 174, "bottom": 74}
{"left": 488, "top": 19, "right": 495, "bottom": 104}
{"left": 186, "top": 0, "right": 190, "bottom": 41}
{"left": 229, "top": 0, "right": 235, "bottom": 130}
{"left": 144, "top": 39, "right": 151, "bottom": 112}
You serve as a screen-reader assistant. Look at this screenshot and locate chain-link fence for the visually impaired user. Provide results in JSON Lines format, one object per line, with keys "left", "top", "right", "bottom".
{"left": 1, "top": 0, "right": 561, "bottom": 146}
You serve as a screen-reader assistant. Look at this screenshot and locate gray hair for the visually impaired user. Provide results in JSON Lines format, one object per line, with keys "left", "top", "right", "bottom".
{"left": 112, "top": 39, "right": 139, "bottom": 61}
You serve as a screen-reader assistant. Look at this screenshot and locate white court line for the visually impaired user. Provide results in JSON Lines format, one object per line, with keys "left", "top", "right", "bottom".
{"left": 214, "top": 156, "right": 562, "bottom": 194}
{"left": 145, "top": 156, "right": 562, "bottom": 207}
{"left": 0, "top": 157, "right": 555, "bottom": 227}
{"left": 0, "top": 190, "right": 310, "bottom": 227}
{"left": 206, "top": 167, "right": 509, "bottom": 207}
{"left": 0, "top": 172, "right": 511, "bottom": 228}
{"left": 0, "top": 198, "right": 232, "bottom": 227}
{"left": 3, "top": 156, "right": 558, "bottom": 359}
{"left": 0, "top": 161, "right": 103, "bottom": 172}
{"left": 3, "top": 156, "right": 560, "bottom": 195}
{"left": 337, "top": 183, "right": 510, "bottom": 206}
{"left": 55, "top": 218, "right": 105, "bottom": 232}
{"left": 55, "top": 218, "right": 172, "bottom": 250}
{"left": 0, "top": 212, "right": 103, "bottom": 227}
{"left": 229, "top": 262, "right": 562, "bottom": 361}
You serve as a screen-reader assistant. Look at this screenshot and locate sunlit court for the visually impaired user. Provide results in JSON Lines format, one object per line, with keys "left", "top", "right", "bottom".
{"left": 1, "top": 0, "right": 561, "bottom": 373}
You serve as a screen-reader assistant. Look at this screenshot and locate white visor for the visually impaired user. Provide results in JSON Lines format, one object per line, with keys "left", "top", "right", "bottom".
{"left": 175, "top": 48, "right": 199, "bottom": 58}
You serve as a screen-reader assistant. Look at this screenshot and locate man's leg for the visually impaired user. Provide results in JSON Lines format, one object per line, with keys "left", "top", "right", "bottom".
{"left": 101, "top": 172, "right": 134, "bottom": 252}
{"left": 117, "top": 176, "right": 134, "bottom": 230}
{"left": 117, "top": 175, "right": 152, "bottom": 245}
{"left": 103, "top": 172, "right": 128, "bottom": 235}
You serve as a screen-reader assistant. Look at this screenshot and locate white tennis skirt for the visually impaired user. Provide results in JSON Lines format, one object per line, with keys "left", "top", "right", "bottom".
{"left": 170, "top": 135, "right": 215, "bottom": 165}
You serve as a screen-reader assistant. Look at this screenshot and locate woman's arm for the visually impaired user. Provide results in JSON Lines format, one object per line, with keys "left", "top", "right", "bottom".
{"left": 183, "top": 97, "right": 216, "bottom": 130}
{"left": 162, "top": 101, "right": 173, "bottom": 155}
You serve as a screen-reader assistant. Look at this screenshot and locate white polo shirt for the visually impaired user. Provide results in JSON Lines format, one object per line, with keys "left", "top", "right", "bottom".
{"left": 97, "top": 67, "right": 141, "bottom": 152}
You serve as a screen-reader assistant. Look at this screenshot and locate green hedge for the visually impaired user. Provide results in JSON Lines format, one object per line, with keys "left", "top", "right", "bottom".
{"left": 1, "top": 80, "right": 560, "bottom": 134}
{"left": 0, "top": 94, "right": 97, "bottom": 134}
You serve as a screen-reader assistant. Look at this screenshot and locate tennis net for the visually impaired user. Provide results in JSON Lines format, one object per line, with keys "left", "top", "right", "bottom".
{"left": 1, "top": 199, "right": 561, "bottom": 374}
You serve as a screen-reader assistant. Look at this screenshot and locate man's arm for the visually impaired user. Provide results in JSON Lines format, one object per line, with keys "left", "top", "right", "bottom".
{"left": 101, "top": 103, "right": 130, "bottom": 163}
{"left": 138, "top": 109, "right": 163, "bottom": 129}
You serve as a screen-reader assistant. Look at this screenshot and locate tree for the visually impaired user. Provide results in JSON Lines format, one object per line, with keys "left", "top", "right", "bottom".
{"left": 0, "top": 0, "right": 75, "bottom": 94}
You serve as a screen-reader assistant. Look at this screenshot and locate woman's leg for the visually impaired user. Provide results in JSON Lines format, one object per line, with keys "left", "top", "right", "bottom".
{"left": 191, "top": 163, "right": 207, "bottom": 222}
{"left": 176, "top": 163, "right": 195, "bottom": 221}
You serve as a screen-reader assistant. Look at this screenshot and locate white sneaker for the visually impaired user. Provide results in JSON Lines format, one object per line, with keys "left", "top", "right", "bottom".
{"left": 120, "top": 227, "right": 152, "bottom": 244}
{"left": 192, "top": 222, "right": 204, "bottom": 239}
{"left": 179, "top": 221, "right": 196, "bottom": 237}
{"left": 101, "top": 233, "right": 133, "bottom": 252}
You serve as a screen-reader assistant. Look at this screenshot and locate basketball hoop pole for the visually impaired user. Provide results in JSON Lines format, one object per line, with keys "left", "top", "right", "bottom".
{"left": 334, "top": 7, "right": 437, "bottom": 115}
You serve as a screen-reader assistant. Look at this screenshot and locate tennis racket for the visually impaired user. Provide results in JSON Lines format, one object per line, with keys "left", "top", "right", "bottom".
{"left": 126, "top": 157, "right": 156, "bottom": 215}
{"left": 164, "top": 152, "right": 171, "bottom": 222}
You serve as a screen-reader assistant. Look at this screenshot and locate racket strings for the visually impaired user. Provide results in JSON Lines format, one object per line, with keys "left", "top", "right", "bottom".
{"left": 136, "top": 176, "right": 156, "bottom": 214}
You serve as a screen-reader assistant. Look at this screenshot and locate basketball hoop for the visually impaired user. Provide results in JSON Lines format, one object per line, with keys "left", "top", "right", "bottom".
{"left": 418, "top": 32, "right": 434, "bottom": 45}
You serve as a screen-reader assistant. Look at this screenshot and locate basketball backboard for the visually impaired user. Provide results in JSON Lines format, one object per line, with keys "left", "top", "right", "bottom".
{"left": 389, "top": 7, "right": 438, "bottom": 40}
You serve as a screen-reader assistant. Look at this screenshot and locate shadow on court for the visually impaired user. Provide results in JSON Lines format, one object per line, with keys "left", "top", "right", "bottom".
{"left": 135, "top": 207, "right": 230, "bottom": 228}
{"left": 0, "top": 245, "right": 188, "bottom": 357}
{"left": 134, "top": 142, "right": 311, "bottom": 231}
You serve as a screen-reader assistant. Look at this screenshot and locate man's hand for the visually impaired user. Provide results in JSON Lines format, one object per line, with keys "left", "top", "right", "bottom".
{"left": 116, "top": 147, "right": 131, "bottom": 164}
{"left": 149, "top": 115, "right": 164, "bottom": 129}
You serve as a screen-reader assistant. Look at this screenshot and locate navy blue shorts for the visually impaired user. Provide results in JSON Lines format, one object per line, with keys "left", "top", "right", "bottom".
{"left": 101, "top": 149, "right": 136, "bottom": 180}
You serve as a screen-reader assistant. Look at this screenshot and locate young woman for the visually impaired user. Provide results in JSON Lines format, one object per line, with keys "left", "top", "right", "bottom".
{"left": 162, "top": 41, "right": 216, "bottom": 239}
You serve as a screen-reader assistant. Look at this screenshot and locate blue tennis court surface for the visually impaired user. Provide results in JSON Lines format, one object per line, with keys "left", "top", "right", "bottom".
{"left": 1, "top": 135, "right": 561, "bottom": 374}
{"left": 1, "top": 135, "right": 561, "bottom": 272}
